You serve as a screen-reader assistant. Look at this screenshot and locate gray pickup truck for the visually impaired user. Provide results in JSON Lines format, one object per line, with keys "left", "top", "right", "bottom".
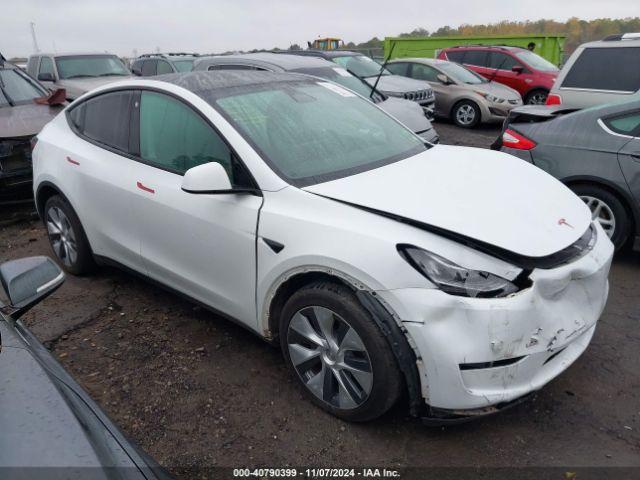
{"left": 27, "top": 53, "right": 133, "bottom": 100}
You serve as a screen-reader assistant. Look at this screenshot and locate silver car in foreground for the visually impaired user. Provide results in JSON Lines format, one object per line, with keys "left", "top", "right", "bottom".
{"left": 387, "top": 58, "right": 522, "bottom": 128}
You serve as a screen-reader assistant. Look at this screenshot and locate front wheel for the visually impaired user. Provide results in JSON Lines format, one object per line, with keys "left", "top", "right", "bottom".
{"left": 452, "top": 100, "right": 481, "bottom": 128}
{"left": 571, "top": 184, "right": 631, "bottom": 251}
{"left": 279, "top": 282, "right": 402, "bottom": 422}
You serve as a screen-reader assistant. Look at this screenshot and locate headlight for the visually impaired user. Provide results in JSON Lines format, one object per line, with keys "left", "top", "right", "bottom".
{"left": 474, "top": 91, "right": 504, "bottom": 103}
{"left": 397, "top": 245, "right": 521, "bottom": 298}
{"left": 385, "top": 91, "right": 404, "bottom": 98}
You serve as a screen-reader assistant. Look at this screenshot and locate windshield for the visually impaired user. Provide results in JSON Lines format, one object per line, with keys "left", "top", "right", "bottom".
{"left": 332, "top": 55, "right": 390, "bottom": 78}
{"left": 173, "top": 59, "right": 195, "bottom": 72}
{"left": 438, "top": 62, "right": 487, "bottom": 84}
{"left": 214, "top": 81, "right": 425, "bottom": 186}
{"left": 55, "top": 55, "right": 130, "bottom": 79}
{"left": 0, "top": 68, "right": 48, "bottom": 107}
{"left": 515, "top": 51, "right": 559, "bottom": 72}
{"left": 291, "top": 67, "right": 385, "bottom": 102}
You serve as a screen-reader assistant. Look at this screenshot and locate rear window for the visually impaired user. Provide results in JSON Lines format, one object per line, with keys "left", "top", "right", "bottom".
{"left": 604, "top": 111, "right": 640, "bottom": 136}
{"left": 562, "top": 47, "right": 640, "bottom": 92}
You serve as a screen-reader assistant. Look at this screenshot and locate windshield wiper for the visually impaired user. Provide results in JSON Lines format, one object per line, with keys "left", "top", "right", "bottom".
{"left": 64, "top": 74, "right": 97, "bottom": 79}
{"left": 0, "top": 75, "right": 15, "bottom": 107}
{"left": 97, "top": 73, "right": 128, "bottom": 77}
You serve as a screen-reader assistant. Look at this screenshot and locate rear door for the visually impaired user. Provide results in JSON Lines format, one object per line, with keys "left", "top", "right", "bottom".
{"left": 460, "top": 49, "right": 491, "bottom": 79}
{"left": 65, "top": 90, "right": 144, "bottom": 271}
{"left": 130, "top": 90, "right": 262, "bottom": 326}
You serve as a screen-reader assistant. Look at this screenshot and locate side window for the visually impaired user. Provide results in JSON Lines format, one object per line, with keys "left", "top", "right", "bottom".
{"left": 138, "top": 91, "right": 235, "bottom": 177}
{"left": 488, "top": 52, "right": 519, "bottom": 70}
{"left": 604, "top": 112, "right": 640, "bottom": 136}
{"left": 562, "top": 47, "right": 640, "bottom": 92}
{"left": 39, "top": 57, "right": 55, "bottom": 77}
{"left": 386, "top": 62, "right": 409, "bottom": 76}
{"left": 141, "top": 60, "right": 157, "bottom": 76}
{"left": 27, "top": 56, "right": 38, "bottom": 77}
{"left": 462, "top": 50, "right": 489, "bottom": 67}
{"left": 156, "top": 60, "right": 173, "bottom": 75}
{"left": 411, "top": 63, "right": 440, "bottom": 82}
{"left": 70, "top": 91, "right": 133, "bottom": 152}
{"left": 445, "top": 51, "right": 464, "bottom": 63}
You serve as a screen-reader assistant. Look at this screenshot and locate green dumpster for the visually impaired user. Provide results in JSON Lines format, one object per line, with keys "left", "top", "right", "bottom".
{"left": 384, "top": 35, "right": 566, "bottom": 66}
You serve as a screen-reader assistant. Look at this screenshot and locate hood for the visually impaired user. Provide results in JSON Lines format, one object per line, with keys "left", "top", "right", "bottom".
{"left": 303, "top": 145, "right": 591, "bottom": 259}
{"left": 470, "top": 81, "right": 521, "bottom": 100}
{"left": 0, "top": 102, "right": 64, "bottom": 138}
{"left": 378, "top": 97, "right": 433, "bottom": 134}
{"left": 59, "top": 75, "right": 133, "bottom": 99}
{"left": 365, "top": 75, "right": 433, "bottom": 95}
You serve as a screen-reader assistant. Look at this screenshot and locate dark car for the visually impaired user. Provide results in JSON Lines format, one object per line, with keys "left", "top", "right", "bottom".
{"left": 193, "top": 52, "right": 438, "bottom": 143}
{"left": 0, "top": 57, "right": 65, "bottom": 201}
{"left": 283, "top": 50, "right": 436, "bottom": 114}
{"left": 131, "top": 53, "right": 199, "bottom": 76}
{"left": 492, "top": 101, "right": 640, "bottom": 251}
{"left": 438, "top": 45, "right": 559, "bottom": 105}
{"left": 0, "top": 256, "right": 173, "bottom": 479}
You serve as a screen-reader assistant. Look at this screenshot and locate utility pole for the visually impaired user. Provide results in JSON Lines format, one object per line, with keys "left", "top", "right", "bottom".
{"left": 30, "top": 22, "right": 40, "bottom": 53}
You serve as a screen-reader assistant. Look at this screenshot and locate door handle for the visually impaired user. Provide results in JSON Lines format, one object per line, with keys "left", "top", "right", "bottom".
{"left": 66, "top": 156, "right": 80, "bottom": 166}
{"left": 136, "top": 181, "right": 155, "bottom": 194}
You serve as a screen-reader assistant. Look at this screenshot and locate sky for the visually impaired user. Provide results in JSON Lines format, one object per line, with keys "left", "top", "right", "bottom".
{"left": 2, "top": 0, "right": 637, "bottom": 58}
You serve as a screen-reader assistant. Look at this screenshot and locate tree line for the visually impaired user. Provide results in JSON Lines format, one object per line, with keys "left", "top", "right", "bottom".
{"left": 341, "top": 17, "right": 640, "bottom": 54}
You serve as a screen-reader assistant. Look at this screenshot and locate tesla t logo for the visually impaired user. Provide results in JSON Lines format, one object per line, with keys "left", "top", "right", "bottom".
{"left": 558, "top": 218, "right": 574, "bottom": 229}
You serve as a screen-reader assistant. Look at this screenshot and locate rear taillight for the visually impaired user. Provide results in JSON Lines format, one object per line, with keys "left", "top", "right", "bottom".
{"left": 546, "top": 93, "right": 562, "bottom": 105}
{"left": 30, "top": 136, "right": 38, "bottom": 151}
{"left": 502, "top": 129, "right": 537, "bottom": 150}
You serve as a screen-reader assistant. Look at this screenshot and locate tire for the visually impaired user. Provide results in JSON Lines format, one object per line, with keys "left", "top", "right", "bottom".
{"left": 570, "top": 184, "right": 631, "bottom": 251}
{"left": 452, "top": 100, "right": 481, "bottom": 128}
{"left": 44, "top": 195, "right": 95, "bottom": 275}
{"left": 279, "top": 281, "right": 402, "bottom": 422}
{"left": 525, "top": 89, "right": 549, "bottom": 105}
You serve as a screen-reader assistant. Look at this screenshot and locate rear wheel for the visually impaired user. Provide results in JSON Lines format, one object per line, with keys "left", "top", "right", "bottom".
{"left": 44, "top": 195, "right": 95, "bottom": 275}
{"left": 525, "top": 89, "right": 549, "bottom": 105}
{"left": 452, "top": 100, "right": 481, "bottom": 128}
{"left": 571, "top": 184, "right": 631, "bottom": 251}
{"left": 280, "top": 282, "right": 402, "bottom": 422}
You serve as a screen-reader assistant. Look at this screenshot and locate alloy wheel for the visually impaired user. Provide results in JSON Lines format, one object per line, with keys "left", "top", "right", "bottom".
{"left": 456, "top": 104, "right": 476, "bottom": 126}
{"left": 287, "top": 306, "right": 373, "bottom": 410}
{"left": 580, "top": 195, "right": 616, "bottom": 239}
{"left": 527, "top": 92, "right": 548, "bottom": 105}
{"left": 46, "top": 206, "right": 78, "bottom": 267}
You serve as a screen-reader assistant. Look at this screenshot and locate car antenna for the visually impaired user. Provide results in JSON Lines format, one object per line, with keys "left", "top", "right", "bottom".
{"left": 345, "top": 67, "right": 385, "bottom": 101}
{"left": 370, "top": 42, "right": 396, "bottom": 99}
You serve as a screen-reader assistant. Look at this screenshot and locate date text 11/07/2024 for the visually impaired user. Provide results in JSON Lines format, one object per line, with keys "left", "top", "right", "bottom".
{"left": 232, "top": 468, "right": 401, "bottom": 478}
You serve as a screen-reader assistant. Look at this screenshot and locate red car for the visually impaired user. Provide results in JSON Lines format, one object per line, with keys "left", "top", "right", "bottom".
{"left": 438, "top": 45, "right": 559, "bottom": 105}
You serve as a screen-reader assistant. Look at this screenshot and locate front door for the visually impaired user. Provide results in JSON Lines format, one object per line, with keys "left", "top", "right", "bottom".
{"left": 131, "top": 90, "right": 262, "bottom": 327}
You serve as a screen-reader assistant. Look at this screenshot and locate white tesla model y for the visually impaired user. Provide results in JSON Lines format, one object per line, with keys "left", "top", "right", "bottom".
{"left": 32, "top": 71, "right": 613, "bottom": 422}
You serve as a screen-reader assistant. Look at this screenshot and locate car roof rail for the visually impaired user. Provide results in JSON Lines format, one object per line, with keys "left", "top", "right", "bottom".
{"left": 603, "top": 32, "right": 640, "bottom": 41}
{"left": 163, "top": 52, "right": 200, "bottom": 57}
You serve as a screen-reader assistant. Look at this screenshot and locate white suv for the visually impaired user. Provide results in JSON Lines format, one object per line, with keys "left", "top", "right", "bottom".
{"left": 32, "top": 71, "right": 613, "bottom": 422}
{"left": 547, "top": 33, "right": 640, "bottom": 108}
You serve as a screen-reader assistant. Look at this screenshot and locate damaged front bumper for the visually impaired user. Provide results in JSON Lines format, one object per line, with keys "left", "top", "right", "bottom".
{"left": 377, "top": 222, "right": 614, "bottom": 412}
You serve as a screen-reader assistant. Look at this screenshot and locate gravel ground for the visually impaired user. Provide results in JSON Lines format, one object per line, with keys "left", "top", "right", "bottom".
{"left": 1, "top": 121, "right": 638, "bottom": 476}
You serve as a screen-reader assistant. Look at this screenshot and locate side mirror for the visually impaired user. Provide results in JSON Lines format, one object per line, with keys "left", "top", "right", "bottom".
{"left": 436, "top": 73, "right": 451, "bottom": 85}
{"left": 37, "top": 72, "right": 55, "bottom": 82}
{"left": 181, "top": 162, "right": 233, "bottom": 194}
{"left": 512, "top": 65, "right": 524, "bottom": 74}
{"left": 0, "top": 257, "right": 65, "bottom": 320}
{"left": 132, "top": 66, "right": 142, "bottom": 76}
